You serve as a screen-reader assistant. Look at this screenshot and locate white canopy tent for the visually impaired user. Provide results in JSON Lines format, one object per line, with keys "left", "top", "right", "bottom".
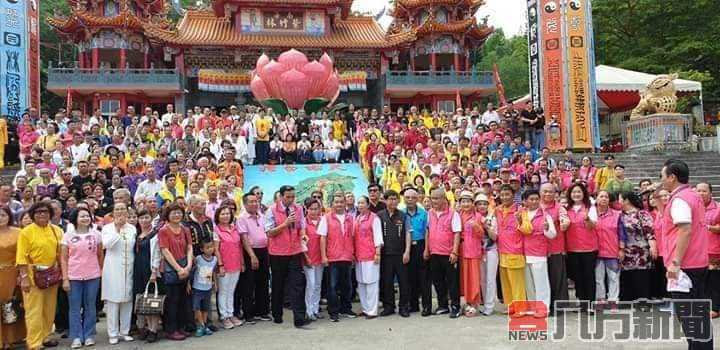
{"left": 595, "top": 65, "right": 702, "bottom": 93}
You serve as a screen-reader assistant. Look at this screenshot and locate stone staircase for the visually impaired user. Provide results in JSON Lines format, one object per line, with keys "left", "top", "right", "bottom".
{"left": 573, "top": 151, "right": 720, "bottom": 200}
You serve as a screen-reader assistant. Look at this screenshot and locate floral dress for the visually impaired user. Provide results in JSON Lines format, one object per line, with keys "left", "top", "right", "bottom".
{"left": 621, "top": 210, "right": 655, "bottom": 270}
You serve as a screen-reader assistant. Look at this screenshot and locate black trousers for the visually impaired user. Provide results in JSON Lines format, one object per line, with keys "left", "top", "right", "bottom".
{"left": 430, "top": 254, "right": 460, "bottom": 309}
{"left": 567, "top": 251, "right": 597, "bottom": 304}
{"left": 164, "top": 282, "right": 191, "bottom": 333}
{"left": 650, "top": 257, "right": 669, "bottom": 300}
{"left": 548, "top": 253, "right": 569, "bottom": 309}
{"left": 239, "top": 248, "right": 270, "bottom": 320}
{"left": 619, "top": 269, "right": 651, "bottom": 302}
{"left": 707, "top": 269, "right": 720, "bottom": 312}
{"left": 255, "top": 141, "right": 270, "bottom": 164}
{"left": 327, "top": 261, "right": 353, "bottom": 316}
{"left": 381, "top": 254, "right": 410, "bottom": 311}
{"left": 55, "top": 288, "right": 69, "bottom": 332}
{"left": 671, "top": 268, "right": 714, "bottom": 350}
{"left": 408, "top": 241, "right": 432, "bottom": 311}
{"left": 269, "top": 254, "right": 306, "bottom": 324}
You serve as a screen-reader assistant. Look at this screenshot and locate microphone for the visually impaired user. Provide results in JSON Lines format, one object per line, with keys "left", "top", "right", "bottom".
{"left": 286, "top": 206, "right": 295, "bottom": 230}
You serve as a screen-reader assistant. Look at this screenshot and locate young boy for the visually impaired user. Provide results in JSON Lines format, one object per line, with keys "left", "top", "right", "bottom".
{"left": 190, "top": 239, "right": 218, "bottom": 337}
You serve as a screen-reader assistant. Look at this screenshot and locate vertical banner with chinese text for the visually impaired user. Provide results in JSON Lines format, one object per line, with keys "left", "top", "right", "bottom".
{"left": 0, "top": 0, "right": 28, "bottom": 120}
{"left": 526, "top": 0, "right": 542, "bottom": 110}
{"left": 27, "top": 0, "right": 40, "bottom": 110}
{"left": 563, "top": 0, "right": 594, "bottom": 149}
{"left": 540, "top": 0, "right": 566, "bottom": 150}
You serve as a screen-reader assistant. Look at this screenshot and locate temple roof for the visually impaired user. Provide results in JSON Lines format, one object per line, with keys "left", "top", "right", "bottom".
{"left": 395, "top": 0, "right": 485, "bottom": 10}
{"left": 413, "top": 16, "right": 493, "bottom": 41}
{"left": 48, "top": 0, "right": 171, "bottom": 37}
{"left": 212, "top": 0, "right": 354, "bottom": 19}
{"left": 144, "top": 9, "right": 414, "bottom": 49}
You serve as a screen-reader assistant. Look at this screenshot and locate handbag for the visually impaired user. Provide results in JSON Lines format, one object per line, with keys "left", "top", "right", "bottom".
{"left": 33, "top": 227, "right": 62, "bottom": 289}
{"left": 1, "top": 290, "right": 23, "bottom": 324}
{"left": 162, "top": 256, "right": 188, "bottom": 285}
{"left": 134, "top": 281, "right": 165, "bottom": 316}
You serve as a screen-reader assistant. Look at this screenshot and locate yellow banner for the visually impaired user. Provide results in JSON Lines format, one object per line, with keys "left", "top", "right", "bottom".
{"left": 564, "top": 1, "right": 593, "bottom": 149}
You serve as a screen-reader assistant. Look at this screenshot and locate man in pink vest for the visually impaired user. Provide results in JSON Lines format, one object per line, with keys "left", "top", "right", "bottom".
{"left": 695, "top": 182, "right": 720, "bottom": 319}
{"left": 424, "top": 187, "right": 462, "bottom": 318}
{"left": 661, "top": 160, "right": 713, "bottom": 349}
{"left": 540, "top": 183, "right": 570, "bottom": 311}
{"left": 318, "top": 192, "right": 357, "bottom": 322}
{"left": 264, "top": 185, "right": 310, "bottom": 329}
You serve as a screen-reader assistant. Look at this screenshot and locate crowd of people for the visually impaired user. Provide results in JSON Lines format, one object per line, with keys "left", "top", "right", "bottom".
{"left": 0, "top": 102, "right": 715, "bottom": 350}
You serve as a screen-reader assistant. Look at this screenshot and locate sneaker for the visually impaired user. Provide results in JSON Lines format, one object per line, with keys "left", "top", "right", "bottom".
{"left": 330, "top": 314, "right": 339, "bottom": 322}
{"left": 70, "top": 338, "right": 82, "bottom": 349}
{"left": 108, "top": 338, "right": 118, "bottom": 345}
{"left": 449, "top": 306, "right": 461, "bottom": 319}
{"left": 207, "top": 323, "right": 219, "bottom": 332}
{"left": 120, "top": 335, "right": 134, "bottom": 342}
{"left": 195, "top": 328, "right": 204, "bottom": 337}
{"left": 203, "top": 326, "right": 214, "bottom": 336}
{"left": 257, "top": 314, "right": 273, "bottom": 321}
{"left": 84, "top": 338, "right": 95, "bottom": 347}
{"left": 244, "top": 318, "right": 257, "bottom": 325}
{"left": 435, "top": 307, "right": 449, "bottom": 315}
{"left": 222, "top": 318, "right": 234, "bottom": 329}
{"left": 230, "top": 316, "right": 244, "bottom": 327}
{"left": 341, "top": 311, "right": 357, "bottom": 319}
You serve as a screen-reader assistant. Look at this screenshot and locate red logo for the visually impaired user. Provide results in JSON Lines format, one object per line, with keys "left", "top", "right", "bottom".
{"left": 507, "top": 301, "right": 548, "bottom": 341}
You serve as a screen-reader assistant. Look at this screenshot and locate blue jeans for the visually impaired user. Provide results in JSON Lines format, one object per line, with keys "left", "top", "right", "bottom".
{"left": 69, "top": 278, "right": 100, "bottom": 342}
{"left": 533, "top": 129, "right": 546, "bottom": 150}
{"left": 327, "top": 262, "right": 353, "bottom": 316}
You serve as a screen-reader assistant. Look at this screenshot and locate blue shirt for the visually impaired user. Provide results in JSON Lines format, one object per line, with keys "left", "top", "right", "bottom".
{"left": 404, "top": 206, "right": 428, "bottom": 241}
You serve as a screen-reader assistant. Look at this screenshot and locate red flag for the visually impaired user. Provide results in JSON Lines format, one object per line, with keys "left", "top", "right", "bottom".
{"left": 493, "top": 64, "right": 507, "bottom": 106}
{"left": 66, "top": 86, "right": 73, "bottom": 112}
{"left": 455, "top": 89, "right": 462, "bottom": 110}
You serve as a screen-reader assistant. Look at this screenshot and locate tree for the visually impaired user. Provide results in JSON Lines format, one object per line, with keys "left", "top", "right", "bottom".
{"left": 39, "top": 0, "right": 73, "bottom": 112}
{"left": 475, "top": 29, "right": 530, "bottom": 102}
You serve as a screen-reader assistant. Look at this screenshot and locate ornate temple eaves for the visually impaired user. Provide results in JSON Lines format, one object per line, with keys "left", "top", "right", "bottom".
{"left": 395, "top": 0, "right": 485, "bottom": 10}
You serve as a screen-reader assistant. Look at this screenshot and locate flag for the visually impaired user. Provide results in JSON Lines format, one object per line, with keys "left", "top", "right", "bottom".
{"left": 66, "top": 86, "right": 73, "bottom": 112}
{"left": 493, "top": 64, "right": 507, "bottom": 106}
{"left": 455, "top": 89, "right": 462, "bottom": 110}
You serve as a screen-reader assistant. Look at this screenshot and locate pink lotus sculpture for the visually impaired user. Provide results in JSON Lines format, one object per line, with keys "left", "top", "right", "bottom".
{"left": 251, "top": 49, "right": 340, "bottom": 115}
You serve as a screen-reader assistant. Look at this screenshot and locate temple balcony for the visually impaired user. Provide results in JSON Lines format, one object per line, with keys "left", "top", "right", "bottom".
{"left": 46, "top": 65, "right": 183, "bottom": 97}
{"left": 385, "top": 69, "right": 495, "bottom": 97}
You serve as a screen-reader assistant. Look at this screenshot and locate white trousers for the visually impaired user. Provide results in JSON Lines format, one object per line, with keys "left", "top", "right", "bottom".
{"left": 106, "top": 301, "right": 132, "bottom": 338}
{"left": 524, "top": 260, "right": 551, "bottom": 311}
{"left": 358, "top": 282, "right": 380, "bottom": 316}
{"left": 595, "top": 258, "right": 621, "bottom": 301}
{"left": 218, "top": 271, "right": 240, "bottom": 319}
{"left": 481, "top": 248, "right": 499, "bottom": 313}
{"left": 304, "top": 265, "right": 324, "bottom": 317}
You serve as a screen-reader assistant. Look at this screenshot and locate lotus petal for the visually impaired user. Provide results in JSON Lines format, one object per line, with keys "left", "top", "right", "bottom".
{"left": 256, "top": 53, "right": 270, "bottom": 75}
{"left": 278, "top": 49, "right": 309, "bottom": 72}
{"left": 279, "top": 69, "right": 311, "bottom": 110}
{"left": 250, "top": 75, "right": 270, "bottom": 101}
{"left": 258, "top": 60, "right": 287, "bottom": 98}
{"left": 319, "top": 52, "right": 334, "bottom": 72}
{"left": 302, "top": 61, "right": 331, "bottom": 98}
{"left": 321, "top": 71, "right": 340, "bottom": 101}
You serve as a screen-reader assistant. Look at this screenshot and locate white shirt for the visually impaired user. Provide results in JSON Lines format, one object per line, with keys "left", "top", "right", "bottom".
{"left": 69, "top": 143, "right": 90, "bottom": 164}
{"left": 161, "top": 113, "right": 175, "bottom": 125}
{"left": 317, "top": 213, "right": 348, "bottom": 236}
{"left": 481, "top": 110, "right": 501, "bottom": 126}
{"left": 670, "top": 197, "right": 692, "bottom": 224}
{"left": 135, "top": 179, "right": 163, "bottom": 202}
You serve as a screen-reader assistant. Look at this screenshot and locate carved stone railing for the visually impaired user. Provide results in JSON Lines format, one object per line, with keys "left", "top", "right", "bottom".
{"left": 622, "top": 114, "right": 693, "bottom": 152}
{"left": 47, "top": 67, "right": 182, "bottom": 91}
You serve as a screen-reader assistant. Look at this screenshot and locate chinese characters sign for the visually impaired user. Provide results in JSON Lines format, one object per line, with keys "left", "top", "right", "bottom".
{"left": 27, "top": 0, "right": 39, "bottom": 111}
{"left": 540, "top": 0, "right": 566, "bottom": 150}
{"left": 263, "top": 11, "right": 304, "bottom": 31}
{"left": 240, "top": 9, "right": 325, "bottom": 35}
{"left": 526, "top": 0, "right": 542, "bottom": 110}
{"left": 563, "top": 0, "right": 594, "bottom": 149}
{"left": 1, "top": 0, "right": 28, "bottom": 120}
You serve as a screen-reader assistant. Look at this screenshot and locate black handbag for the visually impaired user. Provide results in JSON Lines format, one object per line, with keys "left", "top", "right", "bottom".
{"left": 133, "top": 281, "right": 165, "bottom": 316}
{"left": 162, "top": 256, "right": 188, "bottom": 285}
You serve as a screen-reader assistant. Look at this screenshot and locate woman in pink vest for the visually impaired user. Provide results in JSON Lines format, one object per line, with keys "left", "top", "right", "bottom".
{"left": 302, "top": 198, "right": 324, "bottom": 321}
{"left": 618, "top": 191, "right": 656, "bottom": 303}
{"left": 458, "top": 191, "right": 484, "bottom": 317}
{"left": 564, "top": 182, "right": 598, "bottom": 311}
{"left": 593, "top": 190, "right": 625, "bottom": 308}
{"left": 353, "top": 196, "right": 383, "bottom": 319}
{"left": 648, "top": 188, "right": 670, "bottom": 301}
{"left": 214, "top": 205, "right": 245, "bottom": 329}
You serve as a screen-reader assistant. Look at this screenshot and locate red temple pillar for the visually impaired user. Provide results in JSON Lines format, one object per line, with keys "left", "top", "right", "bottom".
{"left": 92, "top": 96, "right": 99, "bottom": 112}
{"left": 78, "top": 52, "right": 85, "bottom": 69}
{"left": 144, "top": 52, "right": 149, "bottom": 69}
{"left": 92, "top": 48, "right": 99, "bottom": 71}
{"left": 119, "top": 48, "right": 127, "bottom": 71}
{"left": 120, "top": 95, "right": 127, "bottom": 115}
{"left": 465, "top": 52, "right": 471, "bottom": 72}
{"left": 453, "top": 53, "right": 460, "bottom": 71}
{"left": 430, "top": 53, "right": 437, "bottom": 71}
{"left": 175, "top": 51, "right": 185, "bottom": 74}
{"left": 409, "top": 52, "right": 415, "bottom": 71}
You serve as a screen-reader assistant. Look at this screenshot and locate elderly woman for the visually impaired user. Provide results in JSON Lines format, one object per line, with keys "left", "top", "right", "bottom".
{"left": 0, "top": 207, "right": 26, "bottom": 350}
{"left": 16, "top": 201, "right": 63, "bottom": 349}
{"left": 101, "top": 202, "right": 137, "bottom": 345}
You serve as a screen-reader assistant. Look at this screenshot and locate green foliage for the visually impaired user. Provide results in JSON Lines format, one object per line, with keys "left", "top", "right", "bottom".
{"left": 474, "top": 29, "right": 530, "bottom": 103}
{"left": 593, "top": 0, "right": 720, "bottom": 104}
{"left": 39, "top": 0, "right": 73, "bottom": 113}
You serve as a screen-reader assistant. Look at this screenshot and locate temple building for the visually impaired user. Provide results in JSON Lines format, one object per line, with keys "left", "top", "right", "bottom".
{"left": 47, "top": 0, "right": 495, "bottom": 116}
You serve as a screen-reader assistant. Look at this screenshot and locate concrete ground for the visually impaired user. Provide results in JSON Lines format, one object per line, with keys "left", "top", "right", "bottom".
{"left": 42, "top": 305, "right": 718, "bottom": 350}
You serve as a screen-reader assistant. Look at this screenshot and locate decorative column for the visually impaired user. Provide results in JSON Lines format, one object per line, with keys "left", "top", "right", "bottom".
{"left": 453, "top": 52, "right": 460, "bottom": 71}
{"left": 465, "top": 50, "right": 471, "bottom": 72}
{"left": 174, "top": 50, "right": 185, "bottom": 74}
{"left": 119, "top": 48, "right": 127, "bottom": 71}
{"left": 409, "top": 51, "right": 416, "bottom": 71}
{"left": 430, "top": 52, "right": 437, "bottom": 71}
{"left": 92, "top": 48, "right": 99, "bottom": 71}
{"left": 144, "top": 52, "right": 150, "bottom": 69}
{"left": 79, "top": 51, "right": 85, "bottom": 69}
{"left": 120, "top": 95, "right": 127, "bottom": 115}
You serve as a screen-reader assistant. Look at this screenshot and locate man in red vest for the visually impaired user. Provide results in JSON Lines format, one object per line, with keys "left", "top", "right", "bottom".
{"left": 661, "top": 160, "right": 713, "bottom": 349}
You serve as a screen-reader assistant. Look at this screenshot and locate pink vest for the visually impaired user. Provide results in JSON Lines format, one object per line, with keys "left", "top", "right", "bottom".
{"left": 269, "top": 202, "right": 304, "bottom": 256}
{"left": 565, "top": 206, "right": 598, "bottom": 252}
{"left": 460, "top": 211, "right": 483, "bottom": 259}
{"left": 325, "top": 213, "right": 355, "bottom": 262}
{"left": 496, "top": 205, "right": 524, "bottom": 255}
{"left": 596, "top": 208, "right": 622, "bottom": 259}
{"left": 428, "top": 207, "right": 457, "bottom": 255}
{"left": 523, "top": 209, "right": 548, "bottom": 257}
{"left": 662, "top": 186, "right": 708, "bottom": 268}
{"left": 305, "top": 219, "right": 322, "bottom": 266}
{"left": 215, "top": 224, "right": 244, "bottom": 273}
{"left": 543, "top": 202, "right": 565, "bottom": 255}
{"left": 704, "top": 200, "right": 720, "bottom": 256}
{"left": 354, "top": 212, "right": 378, "bottom": 262}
